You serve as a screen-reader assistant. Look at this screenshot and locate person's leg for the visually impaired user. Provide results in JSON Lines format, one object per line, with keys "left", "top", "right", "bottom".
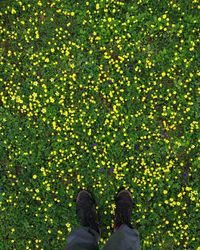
{"left": 63, "top": 190, "right": 101, "bottom": 250}
{"left": 102, "top": 224, "right": 140, "bottom": 250}
{"left": 64, "top": 226, "right": 99, "bottom": 250}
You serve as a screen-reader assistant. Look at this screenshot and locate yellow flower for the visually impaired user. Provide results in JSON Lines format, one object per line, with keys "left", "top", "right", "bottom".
{"left": 49, "top": 97, "right": 55, "bottom": 103}
{"left": 11, "top": 8, "right": 16, "bottom": 14}
{"left": 66, "top": 223, "right": 71, "bottom": 228}
{"left": 36, "top": 31, "right": 40, "bottom": 39}
{"left": 96, "top": 4, "right": 100, "bottom": 10}
{"left": 41, "top": 108, "right": 46, "bottom": 113}
{"left": 185, "top": 186, "right": 192, "bottom": 191}
{"left": 33, "top": 174, "right": 37, "bottom": 179}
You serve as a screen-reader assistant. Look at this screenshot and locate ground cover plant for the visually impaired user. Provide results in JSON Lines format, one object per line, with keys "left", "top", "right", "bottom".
{"left": 0, "top": 0, "right": 199, "bottom": 249}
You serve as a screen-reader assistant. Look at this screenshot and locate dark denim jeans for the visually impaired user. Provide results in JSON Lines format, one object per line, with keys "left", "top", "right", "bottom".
{"left": 64, "top": 224, "right": 140, "bottom": 250}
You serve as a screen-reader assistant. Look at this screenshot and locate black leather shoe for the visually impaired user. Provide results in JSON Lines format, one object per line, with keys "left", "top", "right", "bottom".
{"left": 114, "top": 187, "right": 134, "bottom": 232}
{"left": 76, "top": 190, "right": 101, "bottom": 235}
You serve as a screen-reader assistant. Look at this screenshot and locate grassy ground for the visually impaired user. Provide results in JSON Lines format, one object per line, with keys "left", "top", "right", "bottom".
{"left": 0, "top": 0, "right": 199, "bottom": 249}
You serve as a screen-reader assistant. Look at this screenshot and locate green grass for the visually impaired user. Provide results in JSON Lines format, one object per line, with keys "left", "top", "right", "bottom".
{"left": 0, "top": 0, "right": 199, "bottom": 249}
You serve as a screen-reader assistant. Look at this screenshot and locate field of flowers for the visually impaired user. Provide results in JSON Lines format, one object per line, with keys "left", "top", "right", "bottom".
{"left": 0, "top": 0, "right": 199, "bottom": 249}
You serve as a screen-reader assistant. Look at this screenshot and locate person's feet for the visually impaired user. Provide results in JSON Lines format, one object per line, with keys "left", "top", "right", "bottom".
{"left": 114, "top": 187, "right": 134, "bottom": 232}
{"left": 76, "top": 190, "right": 101, "bottom": 235}
{"left": 76, "top": 188, "right": 133, "bottom": 234}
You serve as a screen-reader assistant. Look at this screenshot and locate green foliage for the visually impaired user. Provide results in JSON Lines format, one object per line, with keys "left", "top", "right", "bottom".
{"left": 0, "top": 0, "right": 199, "bottom": 249}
